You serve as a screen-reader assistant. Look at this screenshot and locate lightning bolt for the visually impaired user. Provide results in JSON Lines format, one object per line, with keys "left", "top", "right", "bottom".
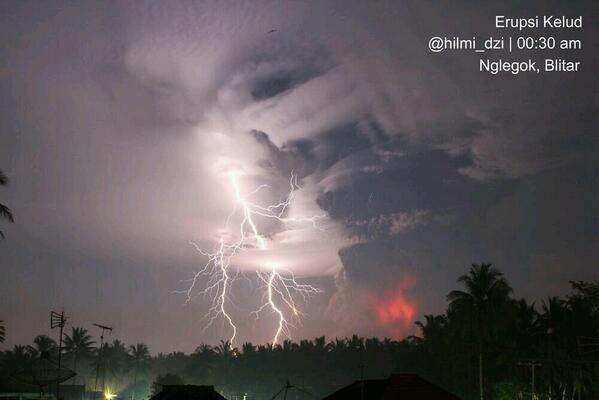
{"left": 254, "top": 265, "right": 321, "bottom": 344}
{"left": 176, "top": 172, "right": 323, "bottom": 345}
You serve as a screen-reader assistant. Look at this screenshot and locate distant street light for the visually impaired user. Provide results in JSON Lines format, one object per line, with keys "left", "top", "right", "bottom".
{"left": 104, "top": 387, "right": 117, "bottom": 400}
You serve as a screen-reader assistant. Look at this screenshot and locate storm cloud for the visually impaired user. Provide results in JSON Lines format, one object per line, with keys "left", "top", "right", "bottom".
{"left": 0, "top": 0, "right": 597, "bottom": 350}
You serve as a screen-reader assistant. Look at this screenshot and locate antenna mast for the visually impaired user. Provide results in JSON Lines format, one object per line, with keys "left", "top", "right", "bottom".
{"left": 92, "top": 323, "right": 113, "bottom": 399}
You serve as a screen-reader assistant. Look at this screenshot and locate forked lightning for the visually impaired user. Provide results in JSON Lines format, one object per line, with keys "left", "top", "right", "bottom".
{"left": 176, "top": 172, "right": 322, "bottom": 345}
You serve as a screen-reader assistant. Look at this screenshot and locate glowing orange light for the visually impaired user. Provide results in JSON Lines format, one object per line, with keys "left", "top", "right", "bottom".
{"left": 369, "top": 274, "right": 417, "bottom": 337}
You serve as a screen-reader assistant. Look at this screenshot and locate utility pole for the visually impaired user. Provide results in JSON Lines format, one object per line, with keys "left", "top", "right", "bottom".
{"left": 517, "top": 359, "right": 542, "bottom": 400}
{"left": 51, "top": 311, "right": 67, "bottom": 400}
{"left": 92, "top": 323, "right": 112, "bottom": 400}
{"left": 357, "top": 342, "right": 365, "bottom": 400}
{"left": 359, "top": 360, "right": 364, "bottom": 400}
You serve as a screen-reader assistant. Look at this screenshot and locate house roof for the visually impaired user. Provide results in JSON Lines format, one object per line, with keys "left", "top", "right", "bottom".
{"left": 322, "top": 374, "right": 462, "bottom": 400}
{"left": 149, "top": 385, "right": 227, "bottom": 400}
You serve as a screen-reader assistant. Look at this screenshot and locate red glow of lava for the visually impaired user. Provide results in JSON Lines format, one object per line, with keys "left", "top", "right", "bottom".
{"left": 368, "top": 274, "right": 417, "bottom": 337}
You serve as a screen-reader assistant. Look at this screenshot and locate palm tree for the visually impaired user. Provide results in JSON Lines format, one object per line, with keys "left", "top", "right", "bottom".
{"left": 105, "top": 340, "right": 129, "bottom": 378}
{"left": 63, "top": 327, "right": 95, "bottom": 383}
{"left": 506, "top": 299, "right": 539, "bottom": 362}
{"left": 0, "top": 320, "right": 5, "bottom": 343}
{"left": 329, "top": 338, "right": 347, "bottom": 354}
{"left": 5, "top": 344, "right": 32, "bottom": 371}
{"left": 28, "top": 334, "right": 57, "bottom": 358}
{"left": 348, "top": 335, "right": 364, "bottom": 351}
{"left": 0, "top": 170, "right": 14, "bottom": 239}
{"left": 447, "top": 263, "right": 513, "bottom": 400}
{"left": 415, "top": 314, "right": 447, "bottom": 342}
{"left": 539, "top": 297, "right": 570, "bottom": 399}
{"left": 92, "top": 340, "right": 129, "bottom": 389}
{"left": 214, "top": 340, "right": 237, "bottom": 359}
{"left": 128, "top": 343, "right": 151, "bottom": 400}
{"left": 313, "top": 336, "right": 328, "bottom": 355}
{"left": 241, "top": 342, "right": 255, "bottom": 356}
{"left": 214, "top": 339, "right": 237, "bottom": 385}
{"left": 187, "top": 344, "right": 215, "bottom": 384}
{"left": 195, "top": 344, "right": 213, "bottom": 355}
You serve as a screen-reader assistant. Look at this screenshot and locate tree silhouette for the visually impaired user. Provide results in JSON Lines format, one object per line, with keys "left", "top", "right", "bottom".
{"left": 0, "top": 268, "right": 596, "bottom": 399}
{"left": 447, "top": 263, "right": 513, "bottom": 400}
{"left": 0, "top": 320, "right": 5, "bottom": 343}
{"left": 28, "top": 334, "right": 58, "bottom": 359}
{"left": 92, "top": 339, "right": 129, "bottom": 389}
{"left": 214, "top": 340, "right": 237, "bottom": 359}
{"left": 213, "top": 339, "right": 237, "bottom": 386}
{"left": 0, "top": 170, "right": 14, "bottom": 239}
{"left": 152, "top": 373, "right": 184, "bottom": 395}
{"left": 185, "top": 344, "right": 215, "bottom": 385}
{"left": 415, "top": 314, "right": 447, "bottom": 342}
{"left": 569, "top": 280, "right": 599, "bottom": 308}
{"left": 3, "top": 344, "right": 33, "bottom": 372}
{"left": 63, "top": 327, "right": 95, "bottom": 384}
{"left": 129, "top": 343, "right": 152, "bottom": 399}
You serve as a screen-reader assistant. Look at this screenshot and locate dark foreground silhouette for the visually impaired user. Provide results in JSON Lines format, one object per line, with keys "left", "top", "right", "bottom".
{"left": 1, "top": 265, "right": 597, "bottom": 400}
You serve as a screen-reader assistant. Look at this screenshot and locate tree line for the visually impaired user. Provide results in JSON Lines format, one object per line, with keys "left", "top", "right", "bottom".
{"left": 1, "top": 264, "right": 598, "bottom": 400}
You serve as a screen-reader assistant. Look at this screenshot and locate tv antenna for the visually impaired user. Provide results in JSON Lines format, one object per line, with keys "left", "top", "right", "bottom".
{"left": 50, "top": 311, "right": 67, "bottom": 400}
{"left": 92, "top": 323, "right": 113, "bottom": 399}
{"left": 270, "top": 380, "right": 316, "bottom": 400}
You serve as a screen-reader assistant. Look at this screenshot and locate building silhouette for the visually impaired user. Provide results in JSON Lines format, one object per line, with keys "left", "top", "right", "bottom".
{"left": 322, "top": 374, "right": 462, "bottom": 400}
{"left": 149, "top": 385, "right": 226, "bottom": 400}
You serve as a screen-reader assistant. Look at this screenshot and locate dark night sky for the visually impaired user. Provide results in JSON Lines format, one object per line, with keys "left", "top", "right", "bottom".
{"left": 0, "top": 0, "right": 597, "bottom": 353}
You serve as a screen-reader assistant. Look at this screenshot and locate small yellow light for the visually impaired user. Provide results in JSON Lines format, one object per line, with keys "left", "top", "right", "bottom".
{"left": 104, "top": 388, "right": 117, "bottom": 400}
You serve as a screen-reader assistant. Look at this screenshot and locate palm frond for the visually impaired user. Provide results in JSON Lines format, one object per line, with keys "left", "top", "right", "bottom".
{"left": 446, "top": 289, "right": 471, "bottom": 303}
{"left": 0, "top": 204, "right": 14, "bottom": 223}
